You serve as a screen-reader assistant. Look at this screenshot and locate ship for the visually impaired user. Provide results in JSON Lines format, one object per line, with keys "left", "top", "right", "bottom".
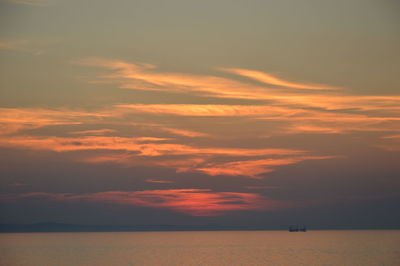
{"left": 289, "top": 225, "right": 307, "bottom": 232}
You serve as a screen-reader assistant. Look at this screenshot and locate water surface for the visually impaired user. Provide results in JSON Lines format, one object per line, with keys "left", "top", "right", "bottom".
{"left": 1, "top": 230, "right": 399, "bottom": 265}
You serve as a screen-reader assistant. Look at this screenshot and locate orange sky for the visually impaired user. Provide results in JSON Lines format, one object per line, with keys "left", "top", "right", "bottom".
{"left": 0, "top": 0, "right": 399, "bottom": 227}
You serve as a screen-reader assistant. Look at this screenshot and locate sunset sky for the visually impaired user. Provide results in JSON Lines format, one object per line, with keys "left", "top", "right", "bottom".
{"left": 0, "top": 0, "right": 399, "bottom": 228}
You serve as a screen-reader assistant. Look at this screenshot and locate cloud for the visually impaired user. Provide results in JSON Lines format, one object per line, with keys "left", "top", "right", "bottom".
{"left": 0, "top": 40, "right": 53, "bottom": 54}
{"left": 77, "top": 58, "right": 400, "bottom": 113}
{"left": 0, "top": 107, "right": 321, "bottom": 178}
{"left": 116, "top": 104, "right": 298, "bottom": 117}
{"left": 0, "top": 135, "right": 186, "bottom": 155}
{"left": 69, "top": 129, "right": 117, "bottom": 136}
{"left": 0, "top": 189, "right": 292, "bottom": 216}
{"left": 74, "top": 58, "right": 400, "bottom": 137}
{"left": 2, "top": 0, "right": 46, "bottom": 6}
{"left": 145, "top": 179, "right": 174, "bottom": 184}
{"left": 377, "top": 134, "right": 400, "bottom": 151}
{"left": 246, "top": 186, "right": 279, "bottom": 190}
{"left": 222, "top": 68, "right": 339, "bottom": 90}
{"left": 195, "top": 156, "right": 335, "bottom": 178}
{"left": 117, "top": 104, "right": 400, "bottom": 136}
{"left": 0, "top": 60, "right": 398, "bottom": 181}
{"left": 0, "top": 103, "right": 397, "bottom": 177}
{"left": 0, "top": 107, "right": 111, "bottom": 135}
{"left": 158, "top": 127, "right": 209, "bottom": 138}
{"left": 0, "top": 134, "right": 314, "bottom": 177}
{"left": 0, "top": 135, "right": 302, "bottom": 155}
{"left": 382, "top": 134, "right": 400, "bottom": 139}
{"left": 75, "top": 57, "right": 281, "bottom": 101}
{"left": 284, "top": 115, "right": 400, "bottom": 135}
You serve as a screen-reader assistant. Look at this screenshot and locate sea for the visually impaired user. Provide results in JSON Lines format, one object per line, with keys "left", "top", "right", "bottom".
{"left": 1, "top": 230, "right": 399, "bottom": 266}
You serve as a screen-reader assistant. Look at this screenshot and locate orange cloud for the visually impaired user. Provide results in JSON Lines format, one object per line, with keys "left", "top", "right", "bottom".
{"left": 0, "top": 133, "right": 314, "bottom": 177}
{"left": 195, "top": 156, "right": 335, "bottom": 178}
{"left": 126, "top": 122, "right": 211, "bottom": 138}
{"left": 0, "top": 135, "right": 304, "bottom": 156}
{"left": 117, "top": 104, "right": 400, "bottom": 136}
{"left": 152, "top": 157, "right": 207, "bottom": 173}
{"left": 77, "top": 58, "right": 400, "bottom": 114}
{"left": 116, "top": 104, "right": 298, "bottom": 117}
{"left": 75, "top": 58, "right": 400, "bottom": 139}
{"left": 0, "top": 135, "right": 191, "bottom": 156}
{"left": 284, "top": 114, "right": 400, "bottom": 135}
{"left": 2, "top": 105, "right": 397, "bottom": 140}
{"left": 70, "top": 129, "right": 117, "bottom": 135}
{"left": 222, "top": 68, "right": 338, "bottom": 90}
{"left": 159, "top": 127, "right": 209, "bottom": 137}
{"left": 76, "top": 57, "right": 282, "bottom": 101}
{"left": 0, "top": 189, "right": 292, "bottom": 216}
{"left": 1, "top": 60, "right": 398, "bottom": 180}
{"left": 382, "top": 135, "right": 400, "bottom": 139}
{"left": 0, "top": 107, "right": 111, "bottom": 135}
{"left": 82, "top": 153, "right": 336, "bottom": 178}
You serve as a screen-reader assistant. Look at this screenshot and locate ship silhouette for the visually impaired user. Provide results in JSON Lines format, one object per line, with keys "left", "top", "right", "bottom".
{"left": 289, "top": 225, "right": 307, "bottom": 232}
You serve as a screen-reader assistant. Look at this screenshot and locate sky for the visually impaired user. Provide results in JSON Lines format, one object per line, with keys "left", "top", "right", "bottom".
{"left": 0, "top": 0, "right": 399, "bottom": 228}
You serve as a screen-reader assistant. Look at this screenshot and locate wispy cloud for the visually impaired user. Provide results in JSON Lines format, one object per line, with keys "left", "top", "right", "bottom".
{"left": 246, "top": 185, "right": 279, "bottom": 190}
{"left": 7, "top": 183, "right": 29, "bottom": 187}
{"left": 381, "top": 134, "right": 400, "bottom": 140}
{"left": 0, "top": 107, "right": 111, "bottom": 135}
{"left": 0, "top": 59, "right": 398, "bottom": 181}
{"left": 116, "top": 104, "right": 298, "bottom": 117}
{"left": 2, "top": 0, "right": 46, "bottom": 6}
{"left": 129, "top": 122, "right": 210, "bottom": 138}
{"left": 158, "top": 127, "right": 209, "bottom": 138}
{"left": 145, "top": 179, "right": 174, "bottom": 184}
{"left": 0, "top": 135, "right": 297, "bottom": 154}
{"left": 195, "top": 156, "right": 335, "bottom": 178}
{"left": 0, "top": 40, "right": 53, "bottom": 54}
{"left": 117, "top": 104, "right": 400, "bottom": 135}
{"left": 0, "top": 189, "right": 293, "bottom": 216}
{"left": 222, "top": 68, "right": 339, "bottom": 90}
{"left": 77, "top": 58, "right": 400, "bottom": 113}
{"left": 377, "top": 134, "right": 400, "bottom": 151}
{"left": 76, "top": 57, "right": 280, "bottom": 101}
{"left": 69, "top": 129, "right": 117, "bottom": 136}
{"left": 74, "top": 58, "right": 400, "bottom": 138}
{"left": 0, "top": 134, "right": 316, "bottom": 177}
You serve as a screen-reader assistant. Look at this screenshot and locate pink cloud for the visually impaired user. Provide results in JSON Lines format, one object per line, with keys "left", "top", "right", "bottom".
{"left": 0, "top": 189, "right": 293, "bottom": 216}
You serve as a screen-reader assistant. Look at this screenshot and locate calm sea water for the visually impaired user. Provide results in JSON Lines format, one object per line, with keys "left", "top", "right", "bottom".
{"left": 1, "top": 230, "right": 399, "bottom": 266}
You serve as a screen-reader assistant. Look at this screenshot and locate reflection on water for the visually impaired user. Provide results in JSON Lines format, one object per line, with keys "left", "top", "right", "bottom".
{"left": 1, "top": 230, "right": 399, "bottom": 266}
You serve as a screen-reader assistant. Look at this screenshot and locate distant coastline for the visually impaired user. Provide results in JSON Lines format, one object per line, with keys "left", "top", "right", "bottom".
{"left": 1, "top": 223, "right": 399, "bottom": 233}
